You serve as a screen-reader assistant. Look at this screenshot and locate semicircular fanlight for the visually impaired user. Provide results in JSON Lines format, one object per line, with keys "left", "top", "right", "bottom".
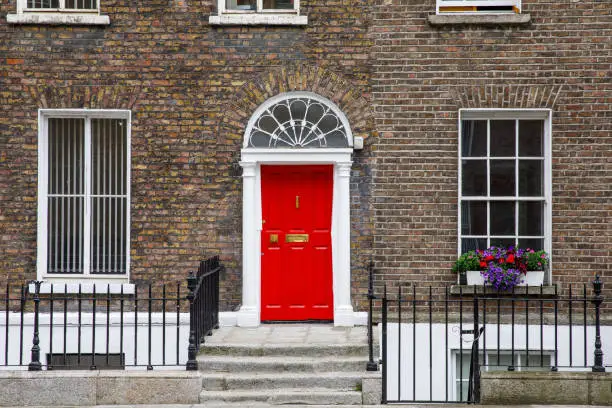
{"left": 247, "top": 96, "right": 349, "bottom": 148}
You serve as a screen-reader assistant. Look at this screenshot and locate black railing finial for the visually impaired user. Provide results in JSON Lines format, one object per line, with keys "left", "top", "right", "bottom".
{"left": 592, "top": 275, "right": 605, "bottom": 372}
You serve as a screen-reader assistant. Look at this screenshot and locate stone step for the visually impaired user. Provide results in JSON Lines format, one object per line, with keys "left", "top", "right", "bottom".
{"left": 201, "top": 372, "right": 363, "bottom": 391}
{"left": 199, "top": 343, "right": 371, "bottom": 357}
{"left": 199, "top": 388, "right": 363, "bottom": 405}
{"left": 197, "top": 355, "right": 369, "bottom": 373}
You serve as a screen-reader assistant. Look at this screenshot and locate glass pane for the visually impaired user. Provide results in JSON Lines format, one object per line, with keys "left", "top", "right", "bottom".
{"left": 490, "top": 160, "right": 515, "bottom": 196}
{"left": 519, "top": 160, "right": 543, "bottom": 196}
{"left": 48, "top": 118, "right": 85, "bottom": 195}
{"left": 92, "top": 119, "right": 128, "bottom": 196}
{"left": 461, "top": 201, "right": 487, "bottom": 235}
{"left": 457, "top": 382, "right": 469, "bottom": 402}
{"left": 91, "top": 197, "right": 127, "bottom": 274}
{"left": 28, "top": 0, "right": 59, "bottom": 8}
{"left": 461, "top": 238, "right": 487, "bottom": 253}
{"left": 263, "top": 0, "right": 294, "bottom": 9}
{"left": 462, "top": 160, "right": 487, "bottom": 196}
{"left": 490, "top": 120, "right": 515, "bottom": 157}
{"left": 519, "top": 201, "right": 543, "bottom": 236}
{"left": 490, "top": 201, "right": 515, "bottom": 235}
{"left": 226, "top": 0, "right": 256, "bottom": 10}
{"left": 490, "top": 237, "right": 515, "bottom": 248}
{"left": 489, "top": 353, "right": 514, "bottom": 369}
{"left": 461, "top": 120, "right": 487, "bottom": 157}
{"left": 518, "top": 238, "right": 543, "bottom": 251}
{"left": 519, "top": 120, "right": 544, "bottom": 157}
{"left": 47, "top": 197, "right": 84, "bottom": 274}
{"left": 65, "top": 0, "right": 97, "bottom": 9}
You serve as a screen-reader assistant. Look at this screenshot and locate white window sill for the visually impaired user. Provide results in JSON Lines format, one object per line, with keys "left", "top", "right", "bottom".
{"left": 209, "top": 13, "right": 307, "bottom": 26}
{"left": 29, "top": 282, "right": 135, "bottom": 295}
{"left": 7, "top": 13, "right": 110, "bottom": 26}
{"left": 428, "top": 13, "right": 530, "bottom": 26}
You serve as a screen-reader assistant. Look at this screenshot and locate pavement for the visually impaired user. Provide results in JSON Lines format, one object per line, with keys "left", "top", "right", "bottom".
{"left": 2, "top": 405, "right": 611, "bottom": 408}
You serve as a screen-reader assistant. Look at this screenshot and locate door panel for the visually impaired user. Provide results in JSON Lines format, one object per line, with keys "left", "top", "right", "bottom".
{"left": 261, "top": 165, "right": 334, "bottom": 321}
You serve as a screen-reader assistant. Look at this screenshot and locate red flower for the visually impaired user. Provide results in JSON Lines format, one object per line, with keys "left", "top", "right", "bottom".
{"left": 484, "top": 255, "right": 494, "bottom": 262}
{"left": 506, "top": 254, "right": 515, "bottom": 264}
{"left": 480, "top": 261, "right": 487, "bottom": 268}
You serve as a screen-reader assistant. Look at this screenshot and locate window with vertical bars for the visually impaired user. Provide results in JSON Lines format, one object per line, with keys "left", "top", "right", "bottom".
{"left": 459, "top": 113, "right": 549, "bottom": 255}
{"left": 42, "top": 113, "right": 129, "bottom": 277}
{"left": 25, "top": 0, "right": 98, "bottom": 11}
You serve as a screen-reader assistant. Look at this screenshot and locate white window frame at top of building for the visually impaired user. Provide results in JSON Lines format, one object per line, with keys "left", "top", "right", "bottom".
{"left": 457, "top": 109, "right": 552, "bottom": 279}
{"left": 209, "top": 0, "right": 307, "bottom": 25}
{"left": 436, "top": 0, "right": 521, "bottom": 14}
{"left": 37, "top": 109, "right": 131, "bottom": 285}
{"left": 8, "top": 0, "right": 110, "bottom": 25}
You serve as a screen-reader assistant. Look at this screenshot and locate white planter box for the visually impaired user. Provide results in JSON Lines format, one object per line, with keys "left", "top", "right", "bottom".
{"left": 466, "top": 271, "right": 544, "bottom": 286}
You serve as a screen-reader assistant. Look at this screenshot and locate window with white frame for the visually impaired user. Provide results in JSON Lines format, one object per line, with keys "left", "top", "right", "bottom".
{"left": 436, "top": 0, "right": 521, "bottom": 14}
{"left": 455, "top": 351, "right": 552, "bottom": 401}
{"left": 38, "top": 110, "right": 130, "bottom": 280}
{"left": 8, "top": 0, "right": 109, "bottom": 25}
{"left": 458, "top": 110, "right": 551, "bottom": 255}
{"left": 22, "top": 0, "right": 98, "bottom": 11}
{"left": 210, "top": 0, "right": 307, "bottom": 25}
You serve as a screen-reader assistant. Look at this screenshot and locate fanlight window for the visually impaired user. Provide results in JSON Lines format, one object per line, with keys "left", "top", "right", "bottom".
{"left": 247, "top": 96, "right": 349, "bottom": 148}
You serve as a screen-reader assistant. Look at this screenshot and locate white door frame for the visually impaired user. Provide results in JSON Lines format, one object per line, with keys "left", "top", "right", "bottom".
{"left": 237, "top": 149, "right": 355, "bottom": 327}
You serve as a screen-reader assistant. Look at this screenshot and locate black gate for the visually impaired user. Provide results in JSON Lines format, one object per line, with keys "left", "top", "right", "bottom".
{"left": 373, "top": 276, "right": 606, "bottom": 404}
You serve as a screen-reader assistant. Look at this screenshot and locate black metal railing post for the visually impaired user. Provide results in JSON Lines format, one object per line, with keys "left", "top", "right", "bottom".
{"left": 28, "top": 281, "right": 42, "bottom": 371}
{"left": 367, "top": 261, "right": 378, "bottom": 371}
{"left": 592, "top": 275, "right": 605, "bottom": 372}
{"left": 186, "top": 271, "right": 198, "bottom": 371}
{"left": 471, "top": 296, "right": 481, "bottom": 403}
{"left": 381, "top": 284, "right": 388, "bottom": 404}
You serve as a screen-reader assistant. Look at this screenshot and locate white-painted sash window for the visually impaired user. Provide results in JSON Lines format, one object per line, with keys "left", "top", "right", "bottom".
{"left": 23, "top": 0, "right": 98, "bottom": 11}
{"left": 458, "top": 110, "right": 551, "bottom": 256}
{"left": 437, "top": 0, "right": 521, "bottom": 14}
{"left": 38, "top": 110, "right": 131, "bottom": 281}
{"left": 210, "top": 0, "right": 307, "bottom": 25}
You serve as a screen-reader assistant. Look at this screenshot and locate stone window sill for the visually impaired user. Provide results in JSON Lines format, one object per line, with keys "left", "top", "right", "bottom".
{"left": 7, "top": 13, "right": 110, "bottom": 26}
{"left": 209, "top": 13, "right": 307, "bottom": 26}
{"left": 428, "top": 13, "right": 530, "bottom": 26}
{"left": 450, "top": 285, "right": 557, "bottom": 297}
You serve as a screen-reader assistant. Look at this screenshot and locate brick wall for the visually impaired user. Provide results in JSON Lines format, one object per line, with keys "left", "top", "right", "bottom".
{"left": 0, "top": 0, "right": 374, "bottom": 311}
{"left": 370, "top": 0, "right": 611, "bottom": 300}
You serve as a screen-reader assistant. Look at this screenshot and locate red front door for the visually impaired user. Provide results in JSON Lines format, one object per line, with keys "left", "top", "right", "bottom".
{"left": 261, "top": 165, "right": 334, "bottom": 321}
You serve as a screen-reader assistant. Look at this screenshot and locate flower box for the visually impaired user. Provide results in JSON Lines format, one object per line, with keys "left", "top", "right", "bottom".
{"left": 466, "top": 270, "right": 544, "bottom": 286}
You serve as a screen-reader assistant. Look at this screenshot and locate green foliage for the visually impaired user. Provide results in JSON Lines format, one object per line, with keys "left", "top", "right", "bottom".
{"left": 452, "top": 250, "right": 480, "bottom": 273}
{"left": 524, "top": 250, "right": 550, "bottom": 271}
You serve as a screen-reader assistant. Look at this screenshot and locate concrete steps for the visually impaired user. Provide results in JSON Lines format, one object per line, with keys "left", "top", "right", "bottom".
{"left": 198, "top": 331, "right": 375, "bottom": 405}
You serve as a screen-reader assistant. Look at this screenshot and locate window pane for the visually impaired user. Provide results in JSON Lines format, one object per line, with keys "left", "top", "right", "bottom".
{"left": 47, "top": 118, "right": 85, "bottom": 275}
{"left": 461, "top": 238, "right": 487, "bottom": 253}
{"left": 28, "top": 0, "right": 59, "bottom": 8}
{"left": 263, "top": 0, "right": 294, "bottom": 9}
{"left": 490, "top": 160, "right": 515, "bottom": 196}
{"left": 490, "top": 120, "right": 515, "bottom": 157}
{"left": 462, "top": 160, "right": 487, "bottom": 196}
{"left": 461, "top": 120, "right": 487, "bottom": 157}
{"left": 91, "top": 119, "right": 128, "bottom": 275}
{"left": 519, "top": 160, "right": 543, "bottom": 196}
{"left": 490, "top": 201, "right": 515, "bottom": 235}
{"left": 519, "top": 201, "right": 543, "bottom": 236}
{"left": 226, "top": 0, "right": 256, "bottom": 10}
{"left": 518, "top": 238, "right": 544, "bottom": 251}
{"left": 490, "top": 237, "right": 515, "bottom": 248}
{"left": 65, "top": 0, "right": 97, "bottom": 9}
{"left": 461, "top": 201, "right": 487, "bottom": 235}
{"left": 519, "top": 120, "right": 544, "bottom": 157}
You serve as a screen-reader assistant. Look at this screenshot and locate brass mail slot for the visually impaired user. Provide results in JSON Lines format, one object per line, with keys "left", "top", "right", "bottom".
{"left": 269, "top": 234, "right": 278, "bottom": 244}
{"left": 285, "top": 234, "right": 309, "bottom": 243}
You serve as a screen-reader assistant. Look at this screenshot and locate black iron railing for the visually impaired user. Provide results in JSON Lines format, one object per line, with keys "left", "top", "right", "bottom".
{"left": 373, "top": 275, "right": 607, "bottom": 404}
{"left": 0, "top": 256, "right": 221, "bottom": 371}
{"left": 186, "top": 256, "right": 221, "bottom": 370}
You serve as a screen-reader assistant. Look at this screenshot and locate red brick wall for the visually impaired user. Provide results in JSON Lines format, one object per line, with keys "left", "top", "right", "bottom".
{"left": 370, "top": 0, "right": 611, "bottom": 300}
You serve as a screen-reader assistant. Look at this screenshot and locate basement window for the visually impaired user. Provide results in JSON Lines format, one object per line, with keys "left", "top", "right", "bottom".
{"left": 436, "top": 0, "right": 521, "bottom": 14}
{"left": 209, "top": 0, "right": 308, "bottom": 25}
{"left": 7, "top": 0, "right": 110, "bottom": 25}
{"left": 47, "top": 353, "right": 125, "bottom": 369}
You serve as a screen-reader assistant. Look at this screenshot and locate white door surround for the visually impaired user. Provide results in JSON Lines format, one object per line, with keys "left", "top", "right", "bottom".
{"left": 236, "top": 92, "right": 357, "bottom": 327}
